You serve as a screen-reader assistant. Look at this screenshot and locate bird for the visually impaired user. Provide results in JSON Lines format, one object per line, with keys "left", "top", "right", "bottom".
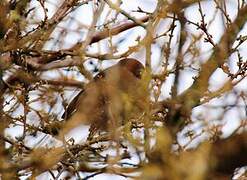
{"left": 61, "top": 58, "right": 146, "bottom": 139}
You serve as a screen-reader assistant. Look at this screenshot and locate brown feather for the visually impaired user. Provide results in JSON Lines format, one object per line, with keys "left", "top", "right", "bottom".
{"left": 61, "top": 58, "right": 145, "bottom": 138}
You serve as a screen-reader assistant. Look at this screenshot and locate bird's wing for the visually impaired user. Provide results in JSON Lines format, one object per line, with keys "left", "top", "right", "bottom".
{"left": 62, "top": 70, "right": 106, "bottom": 120}
{"left": 62, "top": 90, "right": 84, "bottom": 119}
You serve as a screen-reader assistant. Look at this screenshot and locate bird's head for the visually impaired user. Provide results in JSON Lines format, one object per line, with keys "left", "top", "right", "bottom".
{"left": 118, "top": 58, "right": 144, "bottom": 79}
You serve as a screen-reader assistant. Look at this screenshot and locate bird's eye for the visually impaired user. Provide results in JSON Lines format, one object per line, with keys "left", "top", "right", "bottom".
{"left": 134, "top": 69, "right": 142, "bottom": 78}
{"left": 94, "top": 72, "right": 105, "bottom": 81}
